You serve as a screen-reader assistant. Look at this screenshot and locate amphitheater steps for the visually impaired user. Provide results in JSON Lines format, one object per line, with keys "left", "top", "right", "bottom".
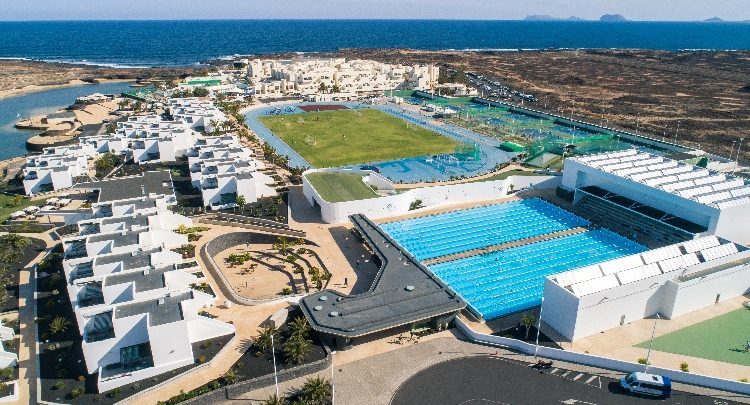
{"left": 423, "top": 226, "right": 589, "bottom": 266}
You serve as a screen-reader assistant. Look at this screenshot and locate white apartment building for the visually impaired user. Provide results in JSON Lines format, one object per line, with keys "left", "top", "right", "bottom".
{"left": 167, "top": 98, "right": 227, "bottom": 133}
{"left": 187, "top": 135, "right": 276, "bottom": 209}
{"left": 23, "top": 145, "right": 92, "bottom": 195}
{"left": 248, "top": 58, "right": 439, "bottom": 99}
{"left": 61, "top": 199, "right": 234, "bottom": 392}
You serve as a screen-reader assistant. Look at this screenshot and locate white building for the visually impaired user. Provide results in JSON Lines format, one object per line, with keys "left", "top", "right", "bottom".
{"left": 60, "top": 199, "right": 234, "bottom": 392}
{"left": 542, "top": 236, "right": 750, "bottom": 341}
{"left": 248, "top": 58, "right": 439, "bottom": 99}
{"left": 560, "top": 149, "right": 750, "bottom": 245}
{"left": 23, "top": 145, "right": 91, "bottom": 195}
{"left": 167, "top": 98, "right": 227, "bottom": 133}
{"left": 187, "top": 135, "right": 276, "bottom": 209}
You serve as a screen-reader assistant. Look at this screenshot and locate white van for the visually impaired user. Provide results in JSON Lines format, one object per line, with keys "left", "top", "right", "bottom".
{"left": 620, "top": 372, "right": 672, "bottom": 398}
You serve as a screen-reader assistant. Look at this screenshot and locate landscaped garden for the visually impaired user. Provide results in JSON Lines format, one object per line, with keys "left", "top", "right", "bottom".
{"left": 636, "top": 308, "right": 750, "bottom": 367}
{"left": 304, "top": 172, "right": 379, "bottom": 203}
{"left": 159, "top": 309, "right": 329, "bottom": 405}
{"left": 258, "top": 109, "right": 458, "bottom": 168}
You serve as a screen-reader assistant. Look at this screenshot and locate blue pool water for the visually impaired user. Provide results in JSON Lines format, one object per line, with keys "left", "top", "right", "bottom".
{"left": 430, "top": 229, "right": 646, "bottom": 320}
{"left": 380, "top": 198, "right": 589, "bottom": 261}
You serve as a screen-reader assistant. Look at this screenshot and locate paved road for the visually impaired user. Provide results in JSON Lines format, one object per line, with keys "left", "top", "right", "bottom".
{"left": 391, "top": 356, "right": 739, "bottom": 405}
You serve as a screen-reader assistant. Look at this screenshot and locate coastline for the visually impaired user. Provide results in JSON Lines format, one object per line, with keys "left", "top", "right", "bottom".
{"left": 0, "top": 78, "right": 134, "bottom": 101}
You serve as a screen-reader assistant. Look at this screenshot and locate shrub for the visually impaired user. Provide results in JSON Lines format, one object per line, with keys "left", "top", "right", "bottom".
{"left": 200, "top": 341, "right": 213, "bottom": 349}
{"left": 637, "top": 358, "right": 649, "bottom": 365}
{"left": 197, "top": 355, "right": 207, "bottom": 364}
{"left": 49, "top": 316, "right": 71, "bottom": 335}
{"left": 131, "top": 383, "right": 141, "bottom": 390}
{"left": 680, "top": 362, "right": 689, "bottom": 372}
{"left": 740, "top": 378, "right": 748, "bottom": 383}
{"left": 280, "top": 287, "right": 292, "bottom": 295}
{"left": 77, "top": 375, "right": 86, "bottom": 382}
{"left": 69, "top": 387, "right": 85, "bottom": 398}
{"left": 209, "top": 380, "right": 221, "bottom": 390}
{"left": 52, "top": 380, "right": 65, "bottom": 390}
{"left": 107, "top": 387, "right": 120, "bottom": 398}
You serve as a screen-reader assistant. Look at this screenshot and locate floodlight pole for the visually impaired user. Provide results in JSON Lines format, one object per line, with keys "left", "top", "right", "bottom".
{"left": 271, "top": 333, "right": 279, "bottom": 398}
{"left": 735, "top": 138, "right": 744, "bottom": 171}
{"left": 534, "top": 297, "right": 544, "bottom": 358}
{"left": 331, "top": 350, "right": 336, "bottom": 405}
{"left": 644, "top": 313, "right": 660, "bottom": 373}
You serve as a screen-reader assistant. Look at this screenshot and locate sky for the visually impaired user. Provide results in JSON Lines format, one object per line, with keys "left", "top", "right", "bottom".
{"left": 2, "top": 0, "right": 750, "bottom": 22}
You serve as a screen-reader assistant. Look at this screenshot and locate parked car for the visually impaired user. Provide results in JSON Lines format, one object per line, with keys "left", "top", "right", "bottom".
{"left": 620, "top": 372, "right": 671, "bottom": 399}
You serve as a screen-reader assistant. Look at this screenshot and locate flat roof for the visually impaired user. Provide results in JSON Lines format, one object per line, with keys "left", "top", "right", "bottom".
{"left": 76, "top": 171, "right": 174, "bottom": 203}
{"left": 105, "top": 265, "right": 173, "bottom": 292}
{"left": 115, "top": 291, "right": 191, "bottom": 326}
{"left": 299, "top": 214, "right": 465, "bottom": 338}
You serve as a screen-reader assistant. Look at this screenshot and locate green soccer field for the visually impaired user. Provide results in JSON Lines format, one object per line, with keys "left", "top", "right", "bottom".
{"left": 258, "top": 109, "right": 459, "bottom": 168}
{"left": 636, "top": 308, "right": 750, "bottom": 366}
{"left": 304, "top": 172, "right": 379, "bottom": 203}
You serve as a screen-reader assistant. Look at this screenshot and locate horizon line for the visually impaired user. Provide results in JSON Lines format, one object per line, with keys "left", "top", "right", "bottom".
{"left": 1, "top": 18, "right": 749, "bottom": 23}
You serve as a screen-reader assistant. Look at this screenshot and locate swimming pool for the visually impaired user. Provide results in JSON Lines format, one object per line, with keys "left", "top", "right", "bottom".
{"left": 430, "top": 229, "right": 646, "bottom": 320}
{"left": 380, "top": 198, "right": 589, "bottom": 262}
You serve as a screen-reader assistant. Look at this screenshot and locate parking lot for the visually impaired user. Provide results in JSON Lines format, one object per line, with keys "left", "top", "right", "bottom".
{"left": 391, "top": 356, "right": 743, "bottom": 405}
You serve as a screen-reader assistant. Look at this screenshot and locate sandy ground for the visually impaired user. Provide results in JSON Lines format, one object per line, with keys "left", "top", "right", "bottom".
{"left": 214, "top": 245, "right": 295, "bottom": 300}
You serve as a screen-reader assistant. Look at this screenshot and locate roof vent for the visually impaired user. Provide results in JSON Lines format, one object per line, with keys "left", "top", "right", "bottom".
{"left": 143, "top": 269, "right": 150, "bottom": 275}
{"left": 336, "top": 297, "right": 343, "bottom": 302}
{"left": 329, "top": 311, "right": 339, "bottom": 317}
{"left": 405, "top": 285, "right": 415, "bottom": 291}
{"left": 314, "top": 305, "right": 322, "bottom": 311}
{"left": 158, "top": 298, "right": 165, "bottom": 305}
{"left": 319, "top": 295, "right": 328, "bottom": 302}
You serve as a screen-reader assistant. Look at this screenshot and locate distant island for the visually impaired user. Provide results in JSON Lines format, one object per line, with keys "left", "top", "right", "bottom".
{"left": 599, "top": 14, "right": 628, "bottom": 22}
{"left": 704, "top": 17, "right": 725, "bottom": 22}
{"left": 524, "top": 15, "right": 585, "bottom": 21}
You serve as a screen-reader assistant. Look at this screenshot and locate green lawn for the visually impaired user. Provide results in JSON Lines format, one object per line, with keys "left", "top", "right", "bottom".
{"left": 636, "top": 308, "right": 750, "bottom": 366}
{"left": 305, "top": 172, "right": 379, "bottom": 203}
{"left": 258, "top": 109, "right": 459, "bottom": 168}
{"left": 0, "top": 194, "right": 42, "bottom": 223}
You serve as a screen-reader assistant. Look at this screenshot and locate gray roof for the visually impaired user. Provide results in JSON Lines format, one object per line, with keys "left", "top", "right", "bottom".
{"left": 115, "top": 291, "right": 192, "bottom": 326}
{"left": 88, "top": 228, "right": 144, "bottom": 247}
{"left": 104, "top": 265, "right": 174, "bottom": 292}
{"left": 95, "top": 248, "right": 160, "bottom": 272}
{"left": 99, "top": 213, "right": 153, "bottom": 227}
{"left": 76, "top": 171, "right": 174, "bottom": 203}
{"left": 111, "top": 197, "right": 159, "bottom": 211}
{"left": 299, "top": 214, "right": 465, "bottom": 338}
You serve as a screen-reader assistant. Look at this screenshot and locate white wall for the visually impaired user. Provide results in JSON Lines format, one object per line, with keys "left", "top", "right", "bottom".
{"left": 664, "top": 260, "right": 750, "bottom": 319}
{"left": 713, "top": 203, "right": 750, "bottom": 245}
{"left": 303, "top": 168, "right": 561, "bottom": 224}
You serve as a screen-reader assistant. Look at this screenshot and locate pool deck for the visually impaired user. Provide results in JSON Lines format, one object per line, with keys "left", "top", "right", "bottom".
{"left": 423, "top": 226, "right": 588, "bottom": 266}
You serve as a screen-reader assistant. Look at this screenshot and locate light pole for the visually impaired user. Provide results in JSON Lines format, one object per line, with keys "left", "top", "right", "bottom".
{"left": 674, "top": 121, "right": 681, "bottom": 145}
{"left": 644, "top": 313, "right": 660, "bottom": 373}
{"left": 271, "top": 333, "right": 279, "bottom": 399}
{"left": 735, "top": 138, "right": 744, "bottom": 171}
{"left": 331, "top": 350, "right": 336, "bottom": 405}
{"left": 534, "top": 297, "right": 544, "bottom": 358}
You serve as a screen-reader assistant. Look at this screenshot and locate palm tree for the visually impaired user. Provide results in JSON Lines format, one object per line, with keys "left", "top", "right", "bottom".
{"left": 521, "top": 312, "right": 536, "bottom": 340}
{"left": 283, "top": 336, "right": 312, "bottom": 365}
{"left": 49, "top": 316, "right": 71, "bottom": 336}
{"left": 235, "top": 195, "right": 246, "bottom": 212}
{"left": 288, "top": 317, "right": 311, "bottom": 341}
{"left": 273, "top": 237, "right": 293, "bottom": 255}
{"left": 301, "top": 377, "right": 332, "bottom": 404}
{"left": 308, "top": 267, "right": 323, "bottom": 290}
{"left": 254, "top": 326, "right": 278, "bottom": 353}
{"left": 263, "top": 394, "right": 287, "bottom": 405}
{"left": 209, "top": 119, "right": 220, "bottom": 136}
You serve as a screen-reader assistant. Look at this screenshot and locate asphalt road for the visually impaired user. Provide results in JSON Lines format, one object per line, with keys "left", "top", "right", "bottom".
{"left": 390, "top": 356, "right": 742, "bottom": 405}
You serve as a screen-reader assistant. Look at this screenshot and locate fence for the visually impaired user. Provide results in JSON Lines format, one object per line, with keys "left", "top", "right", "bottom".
{"left": 455, "top": 317, "right": 750, "bottom": 396}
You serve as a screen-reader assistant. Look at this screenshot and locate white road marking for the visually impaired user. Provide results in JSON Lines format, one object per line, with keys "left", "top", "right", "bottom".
{"left": 585, "top": 375, "right": 597, "bottom": 384}
{"left": 572, "top": 373, "right": 584, "bottom": 381}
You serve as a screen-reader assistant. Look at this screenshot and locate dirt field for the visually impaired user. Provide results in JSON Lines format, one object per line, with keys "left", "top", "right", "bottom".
{"left": 334, "top": 49, "right": 750, "bottom": 161}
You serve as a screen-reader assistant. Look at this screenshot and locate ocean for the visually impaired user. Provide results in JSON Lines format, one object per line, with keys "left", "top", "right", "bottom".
{"left": 0, "top": 20, "right": 749, "bottom": 67}
{"left": 0, "top": 82, "right": 136, "bottom": 161}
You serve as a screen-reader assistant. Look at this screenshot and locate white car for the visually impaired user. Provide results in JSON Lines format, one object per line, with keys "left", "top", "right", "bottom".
{"left": 620, "top": 372, "right": 671, "bottom": 399}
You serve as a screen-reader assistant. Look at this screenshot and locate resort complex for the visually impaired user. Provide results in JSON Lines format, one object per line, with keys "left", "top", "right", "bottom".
{"left": 1, "top": 54, "right": 749, "bottom": 405}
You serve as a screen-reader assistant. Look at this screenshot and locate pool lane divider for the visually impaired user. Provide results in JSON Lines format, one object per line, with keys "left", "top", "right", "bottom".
{"left": 422, "top": 226, "right": 591, "bottom": 266}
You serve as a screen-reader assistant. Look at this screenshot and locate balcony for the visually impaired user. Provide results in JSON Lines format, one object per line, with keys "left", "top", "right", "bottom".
{"left": 100, "top": 343, "right": 154, "bottom": 378}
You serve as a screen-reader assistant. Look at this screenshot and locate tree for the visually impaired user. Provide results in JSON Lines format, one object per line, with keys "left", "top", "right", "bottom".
{"left": 94, "top": 153, "right": 120, "bottom": 177}
{"left": 49, "top": 316, "right": 71, "bottom": 336}
{"left": 273, "top": 237, "right": 293, "bottom": 255}
{"left": 193, "top": 87, "right": 210, "bottom": 97}
{"left": 235, "top": 195, "right": 246, "bottom": 212}
{"left": 254, "top": 326, "right": 278, "bottom": 353}
{"left": 117, "top": 99, "right": 131, "bottom": 110}
{"left": 288, "top": 317, "right": 311, "bottom": 341}
{"left": 283, "top": 336, "right": 312, "bottom": 365}
{"left": 263, "top": 394, "right": 287, "bottom": 405}
{"left": 409, "top": 199, "right": 424, "bottom": 211}
{"left": 2, "top": 234, "right": 30, "bottom": 250}
{"left": 521, "top": 312, "right": 536, "bottom": 340}
{"left": 105, "top": 122, "right": 117, "bottom": 134}
{"left": 132, "top": 101, "right": 143, "bottom": 113}
{"left": 301, "top": 377, "right": 332, "bottom": 404}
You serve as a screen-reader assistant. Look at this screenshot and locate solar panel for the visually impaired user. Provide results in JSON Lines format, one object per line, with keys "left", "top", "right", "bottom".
{"left": 662, "top": 166, "right": 693, "bottom": 176}
{"left": 716, "top": 197, "right": 750, "bottom": 209}
{"left": 616, "top": 263, "right": 662, "bottom": 285}
{"left": 641, "top": 245, "right": 682, "bottom": 264}
{"left": 712, "top": 179, "right": 745, "bottom": 191}
{"left": 731, "top": 187, "right": 750, "bottom": 197}
{"left": 599, "top": 255, "right": 646, "bottom": 275}
{"left": 679, "top": 185, "right": 714, "bottom": 198}
{"left": 631, "top": 171, "right": 663, "bottom": 182}
{"left": 658, "top": 253, "right": 701, "bottom": 273}
{"left": 570, "top": 274, "right": 620, "bottom": 297}
{"left": 682, "top": 236, "right": 720, "bottom": 253}
{"left": 602, "top": 162, "right": 633, "bottom": 172}
{"left": 645, "top": 175, "right": 678, "bottom": 187}
{"left": 697, "top": 191, "right": 732, "bottom": 205}
{"left": 662, "top": 180, "right": 695, "bottom": 192}
{"left": 553, "top": 265, "right": 604, "bottom": 287}
{"left": 700, "top": 243, "right": 739, "bottom": 261}
{"left": 693, "top": 175, "right": 726, "bottom": 186}
{"left": 648, "top": 162, "right": 678, "bottom": 171}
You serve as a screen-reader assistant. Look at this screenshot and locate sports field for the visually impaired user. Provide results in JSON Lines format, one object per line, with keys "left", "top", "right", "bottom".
{"left": 305, "top": 172, "right": 379, "bottom": 202}
{"left": 636, "top": 308, "right": 750, "bottom": 366}
{"left": 258, "top": 109, "right": 458, "bottom": 168}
